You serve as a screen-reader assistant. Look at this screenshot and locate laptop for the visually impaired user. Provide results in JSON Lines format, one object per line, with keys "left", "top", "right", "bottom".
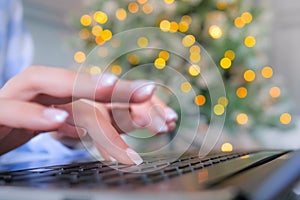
{"left": 0, "top": 148, "right": 300, "bottom": 200}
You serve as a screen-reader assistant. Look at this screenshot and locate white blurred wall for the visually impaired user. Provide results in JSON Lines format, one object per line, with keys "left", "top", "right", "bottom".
{"left": 270, "top": 0, "right": 300, "bottom": 113}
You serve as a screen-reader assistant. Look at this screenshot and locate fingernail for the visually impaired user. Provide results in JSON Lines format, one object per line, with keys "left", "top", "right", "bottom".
{"left": 159, "top": 124, "right": 169, "bottom": 133}
{"left": 77, "top": 127, "right": 87, "bottom": 137}
{"left": 165, "top": 107, "right": 178, "bottom": 121}
{"left": 44, "top": 108, "right": 68, "bottom": 123}
{"left": 131, "top": 80, "right": 155, "bottom": 98}
{"left": 93, "top": 73, "right": 118, "bottom": 87}
{"left": 126, "top": 148, "right": 143, "bottom": 165}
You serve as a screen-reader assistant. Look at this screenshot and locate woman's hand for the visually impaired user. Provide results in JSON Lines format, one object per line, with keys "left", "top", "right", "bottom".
{"left": 0, "top": 66, "right": 177, "bottom": 165}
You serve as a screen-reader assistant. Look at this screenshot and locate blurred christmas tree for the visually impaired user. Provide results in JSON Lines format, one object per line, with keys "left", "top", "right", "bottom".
{"left": 73, "top": 0, "right": 293, "bottom": 133}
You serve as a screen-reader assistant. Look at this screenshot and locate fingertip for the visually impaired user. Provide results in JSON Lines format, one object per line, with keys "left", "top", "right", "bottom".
{"left": 130, "top": 80, "right": 156, "bottom": 103}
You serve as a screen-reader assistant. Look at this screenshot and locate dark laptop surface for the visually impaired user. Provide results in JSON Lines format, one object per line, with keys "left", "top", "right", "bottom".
{"left": 1, "top": 149, "right": 300, "bottom": 200}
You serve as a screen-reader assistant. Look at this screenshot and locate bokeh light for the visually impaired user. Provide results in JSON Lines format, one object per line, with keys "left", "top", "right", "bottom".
{"left": 110, "top": 65, "right": 122, "bottom": 75}
{"left": 137, "top": 37, "right": 149, "bottom": 47}
{"left": 208, "top": 25, "right": 223, "bottom": 39}
{"left": 221, "top": 143, "right": 233, "bottom": 152}
{"left": 128, "top": 2, "right": 139, "bottom": 13}
{"left": 236, "top": 87, "right": 248, "bottom": 98}
{"left": 158, "top": 51, "right": 170, "bottom": 61}
{"left": 182, "top": 35, "right": 196, "bottom": 47}
{"left": 269, "top": 87, "right": 281, "bottom": 98}
{"left": 116, "top": 8, "right": 127, "bottom": 21}
{"left": 224, "top": 50, "right": 235, "bottom": 60}
{"left": 160, "top": 20, "right": 171, "bottom": 32}
{"left": 236, "top": 113, "right": 248, "bottom": 125}
{"left": 244, "top": 36, "right": 256, "bottom": 48}
{"left": 154, "top": 58, "right": 166, "bottom": 69}
{"left": 188, "top": 65, "right": 201, "bottom": 76}
{"left": 181, "top": 82, "right": 192, "bottom": 93}
{"left": 89, "top": 66, "right": 101, "bottom": 75}
{"left": 214, "top": 104, "right": 225, "bottom": 115}
{"left": 74, "top": 51, "right": 86, "bottom": 63}
{"left": 261, "top": 66, "right": 273, "bottom": 79}
{"left": 194, "top": 95, "right": 206, "bottom": 106}
{"left": 241, "top": 12, "right": 253, "bottom": 24}
{"left": 80, "top": 15, "right": 92, "bottom": 26}
{"left": 280, "top": 113, "right": 292, "bottom": 125}
{"left": 244, "top": 70, "right": 256, "bottom": 82}
{"left": 93, "top": 11, "right": 108, "bottom": 24}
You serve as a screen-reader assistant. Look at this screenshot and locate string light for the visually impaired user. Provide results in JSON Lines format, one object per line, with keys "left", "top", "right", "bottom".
{"left": 181, "top": 82, "right": 192, "bottom": 93}
{"left": 74, "top": 51, "right": 86, "bottom": 63}
{"left": 188, "top": 65, "right": 201, "bottom": 76}
{"left": 80, "top": 15, "right": 92, "bottom": 26}
{"left": 220, "top": 57, "right": 232, "bottom": 69}
{"left": 280, "top": 113, "right": 292, "bottom": 125}
{"left": 269, "top": 87, "right": 281, "bottom": 98}
{"left": 261, "top": 66, "right": 273, "bottom": 79}
{"left": 154, "top": 58, "right": 166, "bottom": 69}
{"left": 236, "top": 113, "right": 248, "bottom": 125}
{"left": 142, "top": 4, "right": 153, "bottom": 14}
{"left": 244, "top": 36, "right": 256, "bottom": 48}
{"left": 182, "top": 35, "right": 195, "bottom": 47}
{"left": 128, "top": 2, "right": 139, "bottom": 14}
{"left": 208, "top": 25, "right": 223, "bottom": 39}
{"left": 137, "top": 37, "right": 149, "bottom": 47}
{"left": 93, "top": 11, "right": 108, "bottom": 24}
{"left": 89, "top": 66, "right": 101, "bottom": 75}
{"left": 110, "top": 65, "right": 122, "bottom": 75}
{"left": 221, "top": 143, "right": 233, "bottom": 152}
{"left": 236, "top": 87, "right": 248, "bottom": 98}
{"left": 116, "top": 8, "right": 127, "bottom": 21}
{"left": 159, "top": 51, "right": 170, "bottom": 61}
{"left": 160, "top": 20, "right": 171, "bottom": 32}
{"left": 244, "top": 70, "right": 256, "bottom": 82}
{"left": 224, "top": 50, "right": 235, "bottom": 60}
{"left": 214, "top": 104, "right": 225, "bottom": 115}
{"left": 164, "top": 0, "right": 175, "bottom": 4}
{"left": 195, "top": 95, "right": 206, "bottom": 106}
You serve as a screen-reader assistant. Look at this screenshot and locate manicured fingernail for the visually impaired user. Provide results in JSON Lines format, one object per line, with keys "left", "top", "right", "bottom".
{"left": 165, "top": 107, "right": 178, "bottom": 121}
{"left": 132, "top": 80, "right": 155, "bottom": 98}
{"left": 44, "top": 108, "right": 68, "bottom": 123}
{"left": 159, "top": 124, "right": 169, "bottom": 133}
{"left": 93, "top": 73, "right": 118, "bottom": 87}
{"left": 77, "top": 128, "right": 87, "bottom": 137}
{"left": 126, "top": 148, "right": 143, "bottom": 165}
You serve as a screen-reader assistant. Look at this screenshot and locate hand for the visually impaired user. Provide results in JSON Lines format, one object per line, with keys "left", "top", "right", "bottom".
{"left": 0, "top": 66, "right": 177, "bottom": 164}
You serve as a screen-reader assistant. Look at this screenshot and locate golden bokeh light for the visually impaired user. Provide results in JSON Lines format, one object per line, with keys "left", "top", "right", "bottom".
{"left": 101, "top": 29, "right": 113, "bottom": 41}
{"left": 236, "top": 113, "right": 248, "bottom": 125}
{"left": 218, "top": 96, "right": 228, "bottom": 107}
{"left": 164, "top": 0, "right": 175, "bottom": 4}
{"left": 261, "top": 66, "right": 273, "bottom": 79}
{"left": 241, "top": 12, "right": 253, "bottom": 24}
{"left": 236, "top": 87, "right": 248, "bottom": 98}
{"left": 116, "top": 8, "right": 127, "bottom": 21}
{"left": 169, "top": 22, "right": 179, "bottom": 32}
{"left": 190, "top": 45, "right": 201, "bottom": 53}
{"left": 208, "top": 25, "right": 223, "bottom": 39}
{"left": 216, "top": 1, "right": 227, "bottom": 10}
{"left": 74, "top": 51, "right": 86, "bottom": 63}
{"left": 91, "top": 26, "right": 103, "bottom": 36}
{"left": 110, "top": 65, "right": 122, "bottom": 75}
{"left": 181, "top": 82, "right": 192, "bottom": 93}
{"left": 95, "top": 36, "right": 105, "bottom": 45}
{"left": 80, "top": 15, "right": 92, "bottom": 26}
{"left": 224, "top": 50, "right": 235, "bottom": 60}
{"left": 89, "top": 66, "right": 102, "bottom": 75}
{"left": 220, "top": 57, "right": 232, "bottom": 69}
{"left": 128, "top": 2, "right": 139, "bottom": 13}
{"left": 280, "top": 113, "right": 292, "bottom": 125}
{"left": 221, "top": 143, "right": 233, "bottom": 152}
{"left": 214, "top": 104, "right": 225, "bottom": 115}
{"left": 182, "top": 35, "right": 196, "bottom": 47}
{"left": 244, "top": 70, "right": 256, "bottom": 82}
{"left": 181, "top": 15, "right": 192, "bottom": 24}
{"left": 234, "top": 17, "right": 245, "bottom": 28}
{"left": 137, "top": 0, "right": 147, "bottom": 4}
{"left": 190, "top": 53, "right": 201, "bottom": 63}
{"left": 137, "top": 37, "right": 149, "bottom": 47}
{"left": 93, "top": 11, "right": 108, "bottom": 24}
{"left": 178, "top": 21, "right": 189, "bottom": 32}
{"left": 154, "top": 58, "right": 166, "bottom": 69}
{"left": 127, "top": 54, "right": 140, "bottom": 65}
{"left": 269, "top": 87, "right": 281, "bottom": 98}
{"left": 195, "top": 95, "right": 206, "bottom": 106}
{"left": 244, "top": 36, "right": 256, "bottom": 48}
{"left": 79, "top": 29, "right": 90, "bottom": 39}
{"left": 142, "top": 4, "right": 153, "bottom": 14}
{"left": 160, "top": 20, "right": 171, "bottom": 32}
{"left": 159, "top": 51, "right": 170, "bottom": 61}
{"left": 188, "top": 65, "right": 201, "bottom": 76}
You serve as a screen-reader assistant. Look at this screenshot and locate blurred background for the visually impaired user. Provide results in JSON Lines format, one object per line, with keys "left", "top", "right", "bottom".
{"left": 23, "top": 0, "right": 300, "bottom": 150}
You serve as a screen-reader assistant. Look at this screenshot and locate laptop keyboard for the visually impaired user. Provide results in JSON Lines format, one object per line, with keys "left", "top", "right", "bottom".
{"left": 0, "top": 152, "right": 253, "bottom": 188}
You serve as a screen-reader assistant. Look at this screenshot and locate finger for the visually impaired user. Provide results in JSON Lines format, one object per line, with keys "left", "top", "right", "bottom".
{"left": 1, "top": 66, "right": 155, "bottom": 104}
{"left": 95, "top": 146, "right": 112, "bottom": 161}
{"left": 0, "top": 99, "right": 68, "bottom": 131}
{"left": 56, "top": 123, "right": 87, "bottom": 139}
{"left": 151, "top": 96, "right": 178, "bottom": 123}
{"left": 65, "top": 100, "right": 143, "bottom": 165}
